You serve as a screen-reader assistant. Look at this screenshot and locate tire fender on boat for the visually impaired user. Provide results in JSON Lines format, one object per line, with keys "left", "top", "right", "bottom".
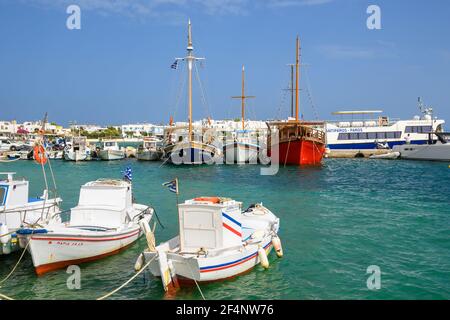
{"left": 272, "top": 235, "right": 283, "bottom": 258}
{"left": 258, "top": 245, "right": 269, "bottom": 269}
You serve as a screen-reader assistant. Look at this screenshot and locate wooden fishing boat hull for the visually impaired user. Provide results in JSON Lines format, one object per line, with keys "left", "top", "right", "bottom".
{"left": 25, "top": 226, "right": 143, "bottom": 275}
{"left": 64, "top": 150, "right": 88, "bottom": 162}
{"left": 137, "top": 150, "right": 163, "bottom": 161}
{"left": 223, "top": 141, "right": 259, "bottom": 164}
{"left": 98, "top": 149, "right": 125, "bottom": 161}
{"left": 144, "top": 237, "right": 273, "bottom": 284}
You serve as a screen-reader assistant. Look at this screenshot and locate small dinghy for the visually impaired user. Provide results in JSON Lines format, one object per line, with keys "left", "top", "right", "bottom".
{"left": 136, "top": 196, "right": 281, "bottom": 292}
{"left": 18, "top": 178, "right": 153, "bottom": 275}
{"left": 369, "top": 151, "right": 400, "bottom": 159}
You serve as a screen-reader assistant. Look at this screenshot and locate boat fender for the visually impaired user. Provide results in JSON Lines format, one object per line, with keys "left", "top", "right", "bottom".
{"left": 272, "top": 235, "right": 283, "bottom": 258}
{"left": 0, "top": 223, "right": 11, "bottom": 244}
{"left": 258, "top": 245, "right": 269, "bottom": 269}
{"left": 139, "top": 220, "right": 156, "bottom": 252}
{"left": 134, "top": 253, "right": 145, "bottom": 272}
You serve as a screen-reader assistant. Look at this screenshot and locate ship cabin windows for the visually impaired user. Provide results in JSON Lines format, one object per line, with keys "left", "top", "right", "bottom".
{"left": 337, "top": 131, "right": 401, "bottom": 140}
{"left": 405, "top": 126, "right": 432, "bottom": 134}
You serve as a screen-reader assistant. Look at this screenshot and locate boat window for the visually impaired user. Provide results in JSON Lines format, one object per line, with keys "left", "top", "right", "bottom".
{"left": 350, "top": 133, "right": 359, "bottom": 140}
{"left": 0, "top": 186, "right": 7, "bottom": 206}
{"left": 337, "top": 133, "right": 349, "bottom": 140}
{"left": 386, "top": 132, "right": 396, "bottom": 139}
{"left": 376, "top": 132, "right": 386, "bottom": 139}
{"left": 367, "top": 132, "right": 377, "bottom": 139}
{"left": 358, "top": 133, "right": 368, "bottom": 140}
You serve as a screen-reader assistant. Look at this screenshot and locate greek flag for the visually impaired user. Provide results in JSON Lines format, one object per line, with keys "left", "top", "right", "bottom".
{"left": 162, "top": 178, "right": 178, "bottom": 194}
{"left": 122, "top": 166, "right": 132, "bottom": 182}
{"left": 171, "top": 60, "right": 178, "bottom": 70}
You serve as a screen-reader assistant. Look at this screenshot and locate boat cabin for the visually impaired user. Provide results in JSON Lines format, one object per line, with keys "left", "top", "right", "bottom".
{"left": 101, "top": 140, "right": 120, "bottom": 150}
{"left": 70, "top": 179, "right": 133, "bottom": 229}
{"left": 178, "top": 197, "right": 243, "bottom": 253}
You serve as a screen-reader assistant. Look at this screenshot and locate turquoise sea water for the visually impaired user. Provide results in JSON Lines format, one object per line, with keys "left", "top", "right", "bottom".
{"left": 0, "top": 158, "right": 449, "bottom": 300}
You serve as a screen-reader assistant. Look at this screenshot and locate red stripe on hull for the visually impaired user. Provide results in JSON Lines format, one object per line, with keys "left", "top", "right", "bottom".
{"left": 31, "top": 230, "right": 140, "bottom": 242}
{"left": 222, "top": 223, "right": 242, "bottom": 238}
{"left": 278, "top": 140, "right": 325, "bottom": 165}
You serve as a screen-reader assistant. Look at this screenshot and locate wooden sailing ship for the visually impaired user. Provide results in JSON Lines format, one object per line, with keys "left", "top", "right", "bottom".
{"left": 223, "top": 66, "right": 260, "bottom": 164}
{"left": 163, "top": 20, "right": 220, "bottom": 165}
{"left": 268, "top": 37, "right": 326, "bottom": 165}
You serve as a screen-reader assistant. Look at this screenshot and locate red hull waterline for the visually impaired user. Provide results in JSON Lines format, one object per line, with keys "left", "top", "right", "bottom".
{"left": 277, "top": 139, "right": 325, "bottom": 165}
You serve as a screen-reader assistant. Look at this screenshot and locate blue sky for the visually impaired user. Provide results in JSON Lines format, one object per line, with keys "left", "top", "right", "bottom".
{"left": 1, "top": 0, "right": 449, "bottom": 126}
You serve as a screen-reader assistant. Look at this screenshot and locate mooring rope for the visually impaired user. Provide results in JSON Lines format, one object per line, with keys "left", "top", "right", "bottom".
{"left": 0, "top": 292, "right": 14, "bottom": 300}
{"left": 96, "top": 255, "right": 156, "bottom": 300}
{"left": 0, "top": 239, "right": 30, "bottom": 287}
{"left": 186, "top": 261, "right": 206, "bottom": 301}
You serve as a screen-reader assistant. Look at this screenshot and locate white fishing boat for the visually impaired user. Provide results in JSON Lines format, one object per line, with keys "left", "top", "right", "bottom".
{"left": 98, "top": 140, "right": 125, "bottom": 161}
{"left": 137, "top": 137, "right": 163, "bottom": 161}
{"left": 163, "top": 20, "right": 220, "bottom": 165}
{"left": 137, "top": 197, "right": 282, "bottom": 291}
{"left": 64, "top": 136, "right": 90, "bottom": 161}
{"left": 223, "top": 66, "right": 260, "bottom": 164}
{"left": 393, "top": 132, "right": 450, "bottom": 161}
{"left": 18, "top": 177, "right": 153, "bottom": 275}
{"left": 0, "top": 172, "right": 61, "bottom": 255}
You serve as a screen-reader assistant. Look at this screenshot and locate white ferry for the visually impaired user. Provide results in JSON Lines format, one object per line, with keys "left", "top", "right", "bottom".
{"left": 325, "top": 99, "right": 445, "bottom": 156}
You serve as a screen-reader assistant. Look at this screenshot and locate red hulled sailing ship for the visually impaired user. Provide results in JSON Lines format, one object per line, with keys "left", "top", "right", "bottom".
{"left": 268, "top": 36, "right": 326, "bottom": 165}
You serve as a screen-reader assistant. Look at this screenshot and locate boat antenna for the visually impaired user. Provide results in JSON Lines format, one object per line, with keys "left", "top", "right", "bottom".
{"left": 231, "top": 65, "right": 255, "bottom": 130}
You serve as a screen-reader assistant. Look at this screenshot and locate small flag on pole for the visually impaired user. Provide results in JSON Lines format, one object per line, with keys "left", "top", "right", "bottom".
{"left": 162, "top": 178, "right": 178, "bottom": 194}
{"left": 171, "top": 60, "right": 178, "bottom": 70}
{"left": 122, "top": 166, "right": 132, "bottom": 182}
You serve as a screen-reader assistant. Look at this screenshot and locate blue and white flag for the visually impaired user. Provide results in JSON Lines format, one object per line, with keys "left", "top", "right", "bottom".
{"left": 171, "top": 60, "right": 178, "bottom": 70}
{"left": 122, "top": 166, "right": 132, "bottom": 182}
{"left": 162, "top": 178, "right": 178, "bottom": 194}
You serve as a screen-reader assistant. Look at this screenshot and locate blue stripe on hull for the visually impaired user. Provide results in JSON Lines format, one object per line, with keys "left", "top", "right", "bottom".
{"left": 328, "top": 140, "right": 429, "bottom": 150}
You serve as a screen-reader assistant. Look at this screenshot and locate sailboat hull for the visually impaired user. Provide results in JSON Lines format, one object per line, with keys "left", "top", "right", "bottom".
{"left": 223, "top": 142, "right": 259, "bottom": 164}
{"left": 277, "top": 139, "right": 325, "bottom": 165}
{"left": 165, "top": 142, "right": 219, "bottom": 165}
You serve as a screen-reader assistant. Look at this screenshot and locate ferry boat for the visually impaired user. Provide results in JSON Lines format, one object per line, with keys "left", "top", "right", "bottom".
{"left": 162, "top": 20, "right": 220, "bottom": 165}
{"left": 223, "top": 66, "right": 260, "bottom": 164}
{"left": 136, "top": 197, "right": 282, "bottom": 291}
{"left": 326, "top": 99, "right": 445, "bottom": 157}
{"left": 267, "top": 37, "right": 326, "bottom": 166}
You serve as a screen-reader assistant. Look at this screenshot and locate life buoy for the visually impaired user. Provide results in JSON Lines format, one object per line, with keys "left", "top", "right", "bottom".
{"left": 33, "top": 145, "right": 47, "bottom": 165}
{"left": 193, "top": 197, "right": 221, "bottom": 204}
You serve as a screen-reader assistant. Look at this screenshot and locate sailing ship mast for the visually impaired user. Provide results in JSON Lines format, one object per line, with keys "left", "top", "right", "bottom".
{"left": 175, "top": 19, "right": 205, "bottom": 142}
{"left": 232, "top": 65, "right": 255, "bottom": 130}
{"left": 295, "top": 36, "right": 300, "bottom": 121}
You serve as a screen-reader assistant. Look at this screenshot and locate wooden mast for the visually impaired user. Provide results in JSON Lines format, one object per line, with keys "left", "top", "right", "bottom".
{"left": 187, "top": 19, "right": 193, "bottom": 142}
{"left": 295, "top": 36, "right": 300, "bottom": 121}
{"left": 232, "top": 65, "right": 255, "bottom": 130}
